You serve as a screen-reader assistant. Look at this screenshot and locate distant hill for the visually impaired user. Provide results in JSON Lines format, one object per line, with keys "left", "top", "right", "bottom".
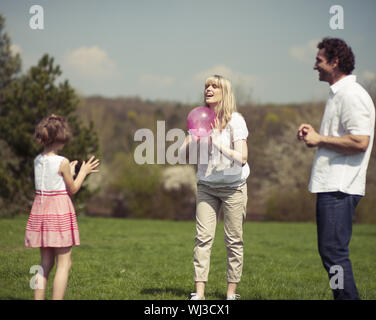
{"left": 74, "top": 95, "right": 376, "bottom": 223}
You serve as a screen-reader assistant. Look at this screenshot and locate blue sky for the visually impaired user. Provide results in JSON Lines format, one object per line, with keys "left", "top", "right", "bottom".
{"left": 2, "top": 0, "right": 376, "bottom": 104}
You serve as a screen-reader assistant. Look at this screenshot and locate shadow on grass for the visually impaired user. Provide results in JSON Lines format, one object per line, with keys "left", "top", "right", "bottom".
{"left": 140, "top": 287, "right": 190, "bottom": 298}
{"left": 140, "top": 287, "right": 229, "bottom": 300}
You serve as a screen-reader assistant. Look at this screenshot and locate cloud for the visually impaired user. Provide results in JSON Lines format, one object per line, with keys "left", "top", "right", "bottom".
{"left": 63, "top": 46, "right": 117, "bottom": 79}
{"left": 194, "top": 65, "right": 256, "bottom": 87}
{"left": 139, "top": 74, "right": 175, "bottom": 88}
{"left": 289, "top": 39, "right": 319, "bottom": 64}
{"left": 193, "top": 65, "right": 257, "bottom": 104}
{"left": 362, "top": 71, "right": 376, "bottom": 81}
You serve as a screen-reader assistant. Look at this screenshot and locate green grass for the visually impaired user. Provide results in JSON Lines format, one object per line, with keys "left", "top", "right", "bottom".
{"left": 1, "top": 216, "right": 375, "bottom": 300}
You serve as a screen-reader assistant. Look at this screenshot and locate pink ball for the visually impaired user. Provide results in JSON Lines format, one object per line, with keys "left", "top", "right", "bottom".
{"left": 187, "top": 106, "right": 216, "bottom": 137}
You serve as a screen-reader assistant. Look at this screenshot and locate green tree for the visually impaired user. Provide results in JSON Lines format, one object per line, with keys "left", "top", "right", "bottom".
{"left": 110, "top": 152, "right": 163, "bottom": 218}
{"left": 0, "top": 15, "right": 21, "bottom": 92}
{"left": 0, "top": 15, "right": 99, "bottom": 216}
{"left": 0, "top": 15, "right": 21, "bottom": 203}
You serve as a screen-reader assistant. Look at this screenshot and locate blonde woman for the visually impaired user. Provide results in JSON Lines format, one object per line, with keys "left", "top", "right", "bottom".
{"left": 184, "top": 75, "right": 250, "bottom": 300}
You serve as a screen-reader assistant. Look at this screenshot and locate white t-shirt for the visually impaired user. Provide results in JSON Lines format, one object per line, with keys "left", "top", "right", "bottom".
{"left": 197, "top": 112, "right": 250, "bottom": 188}
{"left": 34, "top": 154, "right": 67, "bottom": 191}
{"left": 309, "top": 75, "right": 375, "bottom": 196}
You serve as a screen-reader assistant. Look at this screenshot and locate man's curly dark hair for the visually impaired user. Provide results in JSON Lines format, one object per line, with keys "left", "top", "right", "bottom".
{"left": 317, "top": 37, "right": 355, "bottom": 75}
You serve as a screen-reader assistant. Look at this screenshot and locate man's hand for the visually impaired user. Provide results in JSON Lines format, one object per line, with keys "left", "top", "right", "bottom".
{"left": 298, "top": 123, "right": 370, "bottom": 154}
{"left": 298, "top": 124, "right": 322, "bottom": 147}
{"left": 297, "top": 124, "right": 307, "bottom": 141}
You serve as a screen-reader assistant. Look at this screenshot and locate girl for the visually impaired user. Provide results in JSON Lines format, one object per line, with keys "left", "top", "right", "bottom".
{"left": 182, "top": 75, "right": 250, "bottom": 300}
{"left": 25, "top": 114, "right": 99, "bottom": 300}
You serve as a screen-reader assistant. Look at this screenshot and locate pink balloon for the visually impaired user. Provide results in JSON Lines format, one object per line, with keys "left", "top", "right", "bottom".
{"left": 187, "top": 106, "right": 216, "bottom": 137}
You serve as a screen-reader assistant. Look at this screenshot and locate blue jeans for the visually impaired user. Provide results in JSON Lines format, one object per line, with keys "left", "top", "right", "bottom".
{"left": 316, "top": 192, "right": 362, "bottom": 300}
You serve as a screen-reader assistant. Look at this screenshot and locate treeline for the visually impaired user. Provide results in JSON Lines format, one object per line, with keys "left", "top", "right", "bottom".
{"left": 76, "top": 95, "right": 376, "bottom": 223}
{"left": 1, "top": 13, "right": 374, "bottom": 223}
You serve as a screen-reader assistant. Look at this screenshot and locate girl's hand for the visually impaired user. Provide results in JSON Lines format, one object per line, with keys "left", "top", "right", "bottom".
{"left": 80, "top": 156, "right": 100, "bottom": 176}
{"left": 69, "top": 160, "right": 78, "bottom": 177}
{"left": 60, "top": 156, "right": 99, "bottom": 195}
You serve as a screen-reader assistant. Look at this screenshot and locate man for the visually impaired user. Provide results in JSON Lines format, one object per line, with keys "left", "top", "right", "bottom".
{"left": 298, "top": 37, "right": 375, "bottom": 300}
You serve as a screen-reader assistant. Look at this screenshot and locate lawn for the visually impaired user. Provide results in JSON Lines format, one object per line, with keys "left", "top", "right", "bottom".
{"left": 0, "top": 215, "right": 375, "bottom": 300}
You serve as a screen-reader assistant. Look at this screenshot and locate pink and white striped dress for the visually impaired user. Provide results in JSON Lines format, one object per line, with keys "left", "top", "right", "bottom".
{"left": 25, "top": 154, "right": 80, "bottom": 248}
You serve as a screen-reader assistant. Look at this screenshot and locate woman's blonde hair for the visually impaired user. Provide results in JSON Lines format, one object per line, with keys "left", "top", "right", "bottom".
{"left": 205, "top": 74, "right": 237, "bottom": 130}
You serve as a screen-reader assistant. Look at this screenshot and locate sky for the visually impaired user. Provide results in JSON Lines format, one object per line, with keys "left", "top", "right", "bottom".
{"left": 1, "top": 0, "right": 376, "bottom": 104}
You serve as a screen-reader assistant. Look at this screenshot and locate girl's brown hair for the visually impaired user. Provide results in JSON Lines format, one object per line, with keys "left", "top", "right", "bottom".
{"left": 35, "top": 114, "right": 72, "bottom": 146}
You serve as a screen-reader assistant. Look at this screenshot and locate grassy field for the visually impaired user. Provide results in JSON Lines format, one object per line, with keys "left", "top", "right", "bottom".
{"left": 0, "top": 215, "right": 375, "bottom": 300}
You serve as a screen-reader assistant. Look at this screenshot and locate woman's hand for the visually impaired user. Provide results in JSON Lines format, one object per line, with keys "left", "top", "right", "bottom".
{"left": 209, "top": 124, "right": 248, "bottom": 165}
{"left": 209, "top": 124, "right": 220, "bottom": 148}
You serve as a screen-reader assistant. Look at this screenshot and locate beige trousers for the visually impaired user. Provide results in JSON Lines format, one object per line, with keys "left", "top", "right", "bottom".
{"left": 193, "top": 183, "right": 248, "bottom": 283}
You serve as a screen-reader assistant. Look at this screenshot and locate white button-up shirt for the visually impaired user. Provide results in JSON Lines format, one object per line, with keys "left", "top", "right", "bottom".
{"left": 309, "top": 75, "right": 375, "bottom": 196}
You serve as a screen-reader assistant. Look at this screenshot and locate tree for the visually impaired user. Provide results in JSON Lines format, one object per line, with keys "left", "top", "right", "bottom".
{"left": 0, "top": 15, "right": 99, "bottom": 216}
{"left": 0, "top": 15, "right": 21, "bottom": 92}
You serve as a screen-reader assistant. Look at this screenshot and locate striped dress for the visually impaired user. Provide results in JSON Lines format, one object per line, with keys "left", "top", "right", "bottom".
{"left": 25, "top": 154, "right": 80, "bottom": 248}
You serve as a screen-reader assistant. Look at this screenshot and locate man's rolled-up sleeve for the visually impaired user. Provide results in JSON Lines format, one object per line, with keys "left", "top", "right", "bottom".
{"left": 341, "top": 94, "right": 372, "bottom": 136}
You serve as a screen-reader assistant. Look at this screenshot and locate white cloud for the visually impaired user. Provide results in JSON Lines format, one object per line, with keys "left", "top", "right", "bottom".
{"left": 194, "top": 64, "right": 256, "bottom": 87}
{"left": 362, "top": 71, "right": 376, "bottom": 81}
{"left": 289, "top": 39, "right": 319, "bottom": 64}
{"left": 63, "top": 46, "right": 117, "bottom": 79}
{"left": 139, "top": 74, "right": 175, "bottom": 88}
{"left": 10, "top": 44, "right": 22, "bottom": 56}
{"left": 193, "top": 65, "right": 257, "bottom": 104}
